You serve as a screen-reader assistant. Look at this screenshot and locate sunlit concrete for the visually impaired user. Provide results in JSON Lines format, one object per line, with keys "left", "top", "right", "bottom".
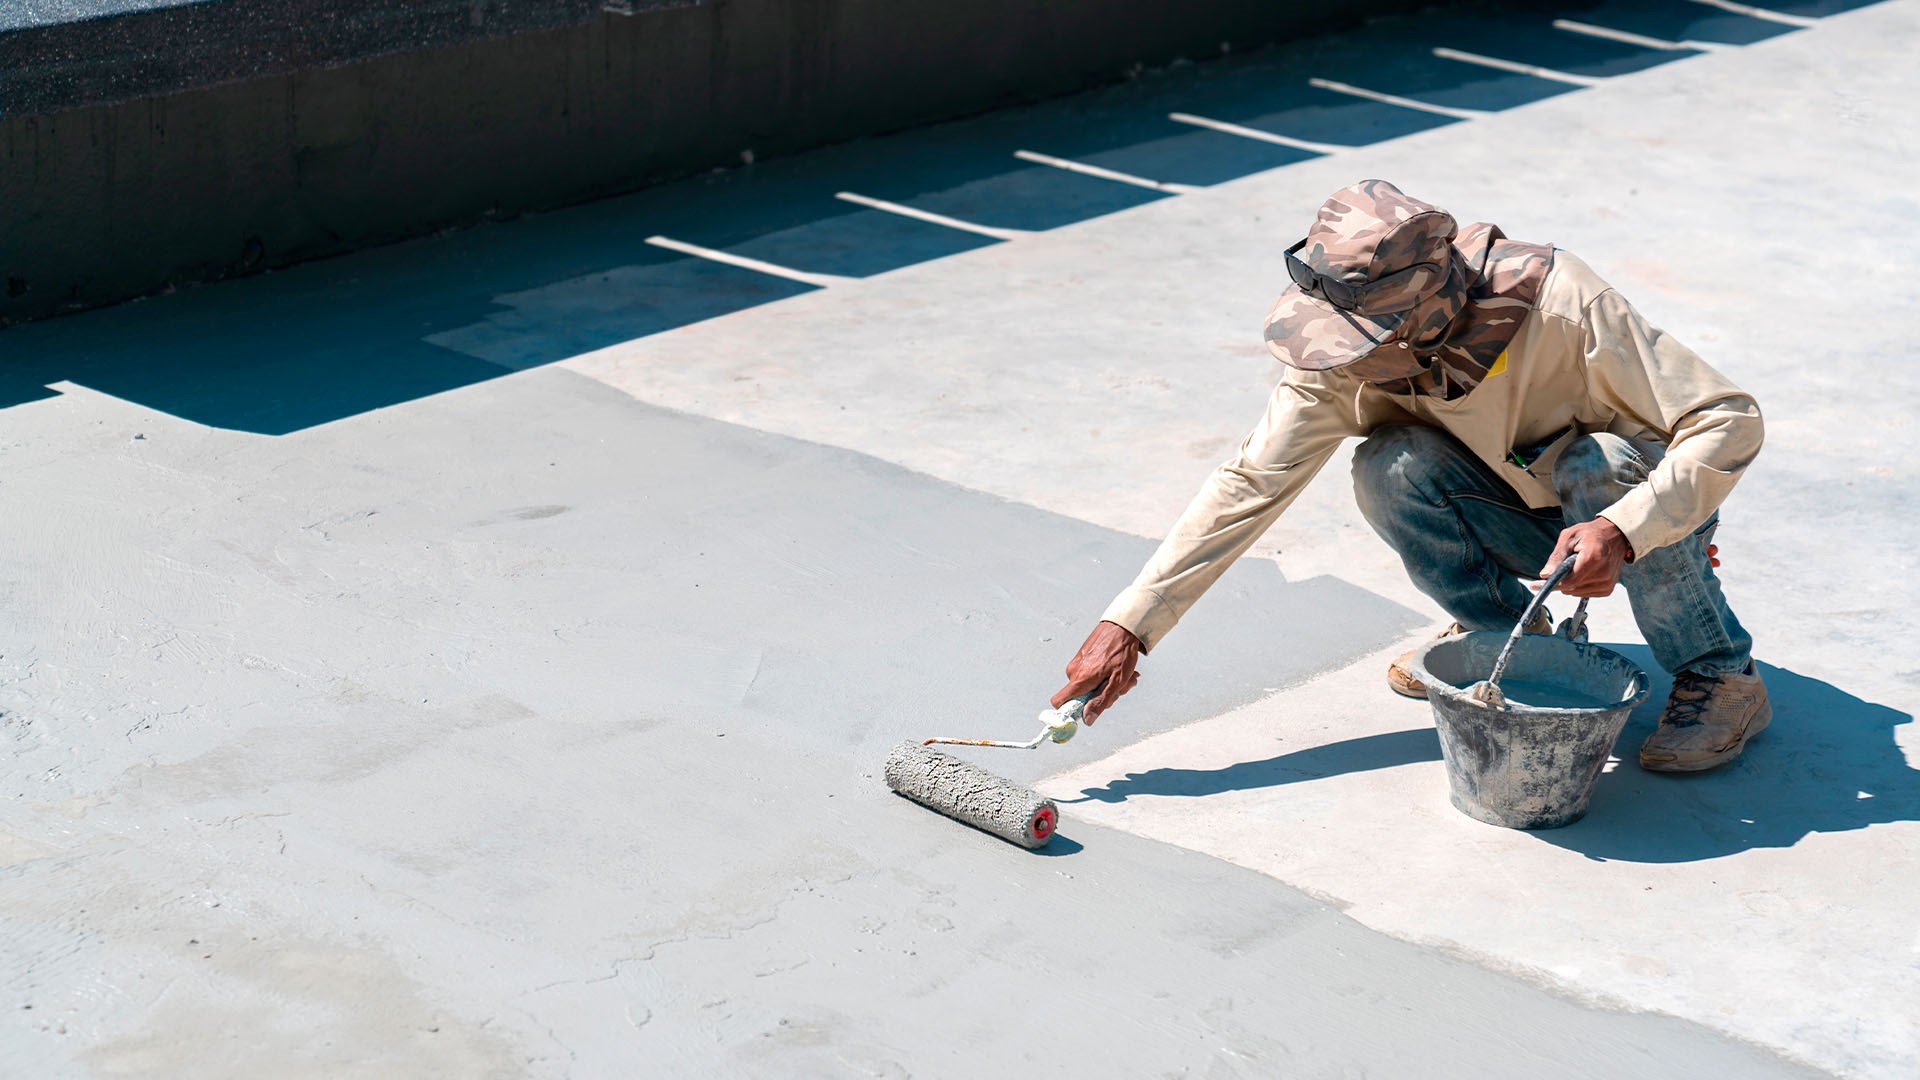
{"left": 0, "top": 0, "right": 1910, "bottom": 1076}
{"left": 539, "top": 1, "right": 1920, "bottom": 1075}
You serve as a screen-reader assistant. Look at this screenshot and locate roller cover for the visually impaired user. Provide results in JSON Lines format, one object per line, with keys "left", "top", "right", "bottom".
{"left": 885, "top": 741, "right": 1058, "bottom": 848}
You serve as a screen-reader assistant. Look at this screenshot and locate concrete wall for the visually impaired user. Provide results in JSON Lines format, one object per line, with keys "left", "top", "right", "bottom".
{"left": 0, "top": 0, "right": 1430, "bottom": 325}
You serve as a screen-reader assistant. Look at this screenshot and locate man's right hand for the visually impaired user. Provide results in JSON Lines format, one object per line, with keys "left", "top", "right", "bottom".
{"left": 1051, "top": 620, "right": 1143, "bottom": 725}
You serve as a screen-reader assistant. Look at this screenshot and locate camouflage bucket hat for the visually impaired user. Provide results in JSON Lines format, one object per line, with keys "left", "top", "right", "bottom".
{"left": 1264, "top": 179, "right": 1469, "bottom": 371}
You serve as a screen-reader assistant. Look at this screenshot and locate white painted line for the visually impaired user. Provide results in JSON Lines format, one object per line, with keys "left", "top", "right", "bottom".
{"left": 1551, "top": 18, "right": 1722, "bottom": 52}
{"left": 1431, "top": 46, "right": 1604, "bottom": 87}
{"left": 643, "top": 236, "right": 851, "bottom": 288}
{"left": 1682, "top": 0, "right": 1818, "bottom": 27}
{"left": 1166, "top": 112, "right": 1345, "bottom": 155}
{"left": 832, "top": 192, "right": 1026, "bottom": 241}
{"left": 1011, "top": 150, "right": 1202, "bottom": 195}
{"left": 1307, "top": 77, "right": 1489, "bottom": 120}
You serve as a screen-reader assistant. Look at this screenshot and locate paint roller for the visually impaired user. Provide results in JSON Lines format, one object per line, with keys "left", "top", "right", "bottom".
{"left": 884, "top": 695, "right": 1089, "bottom": 848}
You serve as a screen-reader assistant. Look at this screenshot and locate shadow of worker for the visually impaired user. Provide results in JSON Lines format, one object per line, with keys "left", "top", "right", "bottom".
{"left": 1537, "top": 653, "right": 1920, "bottom": 864}
{"left": 1062, "top": 726, "right": 1442, "bottom": 805}
{"left": 1059, "top": 653, "right": 1917, "bottom": 864}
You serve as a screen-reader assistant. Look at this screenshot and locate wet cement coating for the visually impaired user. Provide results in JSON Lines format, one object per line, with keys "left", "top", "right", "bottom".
{"left": 1461, "top": 677, "right": 1616, "bottom": 711}
{"left": 0, "top": 360, "right": 1820, "bottom": 1075}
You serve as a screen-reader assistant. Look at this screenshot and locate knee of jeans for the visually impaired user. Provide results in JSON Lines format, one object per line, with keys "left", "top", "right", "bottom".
{"left": 1553, "top": 433, "right": 1640, "bottom": 516}
{"left": 1352, "top": 425, "right": 1444, "bottom": 520}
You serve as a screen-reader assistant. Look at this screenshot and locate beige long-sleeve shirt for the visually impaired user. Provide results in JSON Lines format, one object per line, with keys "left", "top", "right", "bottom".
{"left": 1102, "top": 250, "right": 1764, "bottom": 652}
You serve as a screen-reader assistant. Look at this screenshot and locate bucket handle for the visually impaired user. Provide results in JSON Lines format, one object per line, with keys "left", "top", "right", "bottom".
{"left": 1485, "top": 554, "right": 1579, "bottom": 694}
{"left": 1627, "top": 668, "right": 1650, "bottom": 704}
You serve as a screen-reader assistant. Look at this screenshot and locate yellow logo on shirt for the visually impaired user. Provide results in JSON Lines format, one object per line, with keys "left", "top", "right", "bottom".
{"left": 1485, "top": 349, "right": 1509, "bottom": 380}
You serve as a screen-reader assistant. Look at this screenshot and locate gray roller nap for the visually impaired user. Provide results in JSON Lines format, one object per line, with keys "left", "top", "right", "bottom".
{"left": 885, "top": 741, "right": 1059, "bottom": 848}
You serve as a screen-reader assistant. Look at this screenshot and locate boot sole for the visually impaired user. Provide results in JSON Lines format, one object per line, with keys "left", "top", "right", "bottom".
{"left": 1387, "top": 661, "right": 1428, "bottom": 699}
{"left": 1639, "top": 701, "right": 1773, "bottom": 774}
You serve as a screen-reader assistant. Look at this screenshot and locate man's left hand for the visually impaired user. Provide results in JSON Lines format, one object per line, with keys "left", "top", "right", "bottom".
{"left": 1540, "top": 517, "right": 1633, "bottom": 597}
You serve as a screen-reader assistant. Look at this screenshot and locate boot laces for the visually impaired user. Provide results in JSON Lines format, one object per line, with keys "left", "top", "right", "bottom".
{"left": 1663, "top": 670, "right": 1717, "bottom": 728}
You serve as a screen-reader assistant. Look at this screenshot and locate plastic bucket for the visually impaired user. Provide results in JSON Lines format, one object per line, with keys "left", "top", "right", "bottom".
{"left": 1411, "top": 632, "right": 1650, "bottom": 830}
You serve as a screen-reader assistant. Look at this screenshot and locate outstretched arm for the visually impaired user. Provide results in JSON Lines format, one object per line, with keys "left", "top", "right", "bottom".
{"left": 1054, "top": 373, "right": 1373, "bottom": 722}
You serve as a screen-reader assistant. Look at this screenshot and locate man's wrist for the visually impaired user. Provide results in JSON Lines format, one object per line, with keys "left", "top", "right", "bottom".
{"left": 1594, "top": 514, "right": 1635, "bottom": 562}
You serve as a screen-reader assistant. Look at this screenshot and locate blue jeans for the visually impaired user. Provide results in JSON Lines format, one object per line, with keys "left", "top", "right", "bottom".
{"left": 1352, "top": 425, "right": 1752, "bottom": 677}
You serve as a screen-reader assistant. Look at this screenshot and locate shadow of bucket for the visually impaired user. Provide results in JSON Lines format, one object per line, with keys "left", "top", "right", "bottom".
{"left": 1411, "top": 633, "right": 1650, "bottom": 829}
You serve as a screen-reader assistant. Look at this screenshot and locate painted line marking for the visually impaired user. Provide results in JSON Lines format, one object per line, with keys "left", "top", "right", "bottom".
{"left": 1682, "top": 0, "right": 1818, "bottom": 27}
{"left": 1307, "top": 77, "right": 1488, "bottom": 120}
{"left": 1431, "top": 46, "right": 1605, "bottom": 87}
{"left": 1012, "top": 150, "right": 1202, "bottom": 194}
{"left": 1551, "top": 18, "right": 1723, "bottom": 52}
{"left": 644, "top": 236, "right": 851, "bottom": 288}
{"left": 833, "top": 192, "right": 1026, "bottom": 240}
{"left": 1167, "top": 112, "right": 1345, "bottom": 155}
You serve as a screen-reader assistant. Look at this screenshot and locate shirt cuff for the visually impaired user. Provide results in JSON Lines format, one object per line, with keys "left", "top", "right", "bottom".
{"left": 1099, "top": 587, "right": 1179, "bottom": 654}
{"left": 1597, "top": 487, "right": 1681, "bottom": 558}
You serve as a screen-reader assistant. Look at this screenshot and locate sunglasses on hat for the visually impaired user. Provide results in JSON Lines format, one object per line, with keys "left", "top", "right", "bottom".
{"left": 1284, "top": 238, "right": 1446, "bottom": 316}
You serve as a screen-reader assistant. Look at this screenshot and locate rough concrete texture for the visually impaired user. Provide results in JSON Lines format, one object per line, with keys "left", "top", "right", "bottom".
{"left": 885, "top": 742, "right": 1057, "bottom": 847}
{"left": 0, "top": 0, "right": 1909, "bottom": 1076}
{"left": 0, "top": 362, "right": 1806, "bottom": 1078}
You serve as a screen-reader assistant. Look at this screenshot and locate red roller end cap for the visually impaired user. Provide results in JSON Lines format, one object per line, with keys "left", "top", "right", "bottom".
{"left": 1029, "top": 806, "right": 1057, "bottom": 842}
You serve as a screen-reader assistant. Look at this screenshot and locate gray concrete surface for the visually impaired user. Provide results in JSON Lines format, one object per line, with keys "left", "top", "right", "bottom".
{"left": 0, "top": 373, "right": 1810, "bottom": 1077}
{"left": 1, "top": 0, "right": 1910, "bottom": 1076}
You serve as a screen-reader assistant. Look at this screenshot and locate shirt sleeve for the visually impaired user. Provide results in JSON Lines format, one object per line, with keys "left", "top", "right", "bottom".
{"left": 1578, "top": 288, "right": 1764, "bottom": 555}
{"left": 1100, "top": 375, "right": 1365, "bottom": 651}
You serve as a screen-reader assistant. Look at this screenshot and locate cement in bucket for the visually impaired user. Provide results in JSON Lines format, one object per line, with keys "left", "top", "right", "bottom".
{"left": 1411, "top": 632, "right": 1650, "bottom": 830}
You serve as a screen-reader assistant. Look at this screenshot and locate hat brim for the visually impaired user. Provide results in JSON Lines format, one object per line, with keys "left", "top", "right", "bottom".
{"left": 1263, "top": 254, "right": 1470, "bottom": 372}
{"left": 1262, "top": 286, "right": 1404, "bottom": 371}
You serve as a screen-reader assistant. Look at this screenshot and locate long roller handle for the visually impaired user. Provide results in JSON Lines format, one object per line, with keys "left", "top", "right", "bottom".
{"left": 923, "top": 694, "right": 1089, "bottom": 750}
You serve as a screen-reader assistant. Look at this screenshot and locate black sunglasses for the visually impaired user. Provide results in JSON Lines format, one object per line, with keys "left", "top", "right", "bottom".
{"left": 1285, "top": 238, "right": 1445, "bottom": 314}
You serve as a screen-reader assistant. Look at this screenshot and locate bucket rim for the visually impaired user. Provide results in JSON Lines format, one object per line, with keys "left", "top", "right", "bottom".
{"left": 1408, "top": 630, "right": 1652, "bottom": 714}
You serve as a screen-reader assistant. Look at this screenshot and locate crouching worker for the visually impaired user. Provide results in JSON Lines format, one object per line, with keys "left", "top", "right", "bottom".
{"left": 1054, "top": 180, "right": 1767, "bottom": 773}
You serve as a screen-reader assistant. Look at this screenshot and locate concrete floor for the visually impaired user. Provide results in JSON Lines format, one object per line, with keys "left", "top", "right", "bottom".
{"left": 1, "top": 0, "right": 1912, "bottom": 1076}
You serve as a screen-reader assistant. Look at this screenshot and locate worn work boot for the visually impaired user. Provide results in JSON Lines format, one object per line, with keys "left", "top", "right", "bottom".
{"left": 1638, "top": 663, "right": 1772, "bottom": 773}
{"left": 1387, "top": 607, "right": 1553, "bottom": 699}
